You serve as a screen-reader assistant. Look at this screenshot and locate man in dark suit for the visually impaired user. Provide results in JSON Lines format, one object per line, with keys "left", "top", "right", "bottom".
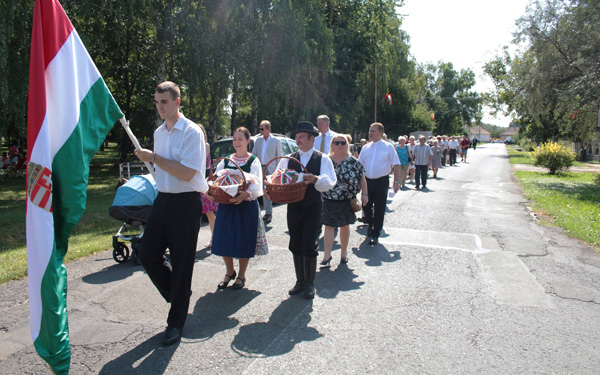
{"left": 267, "top": 121, "right": 336, "bottom": 299}
{"left": 252, "top": 120, "right": 283, "bottom": 223}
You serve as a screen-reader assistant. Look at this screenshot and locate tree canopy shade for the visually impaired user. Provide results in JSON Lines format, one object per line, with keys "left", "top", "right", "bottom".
{"left": 484, "top": 0, "right": 600, "bottom": 142}
{"left": 2, "top": 0, "right": 491, "bottom": 149}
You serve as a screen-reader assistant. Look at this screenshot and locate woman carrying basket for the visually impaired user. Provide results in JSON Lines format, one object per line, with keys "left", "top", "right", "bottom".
{"left": 321, "top": 134, "right": 368, "bottom": 266}
{"left": 205, "top": 127, "right": 267, "bottom": 290}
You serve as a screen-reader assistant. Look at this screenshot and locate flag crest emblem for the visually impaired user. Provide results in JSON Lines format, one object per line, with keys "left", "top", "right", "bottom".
{"left": 27, "top": 162, "right": 53, "bottom": 212}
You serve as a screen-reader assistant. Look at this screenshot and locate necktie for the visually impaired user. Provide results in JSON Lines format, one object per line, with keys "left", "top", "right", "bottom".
{"left": 320, "top": 136, "right": 325, "bottom": 152}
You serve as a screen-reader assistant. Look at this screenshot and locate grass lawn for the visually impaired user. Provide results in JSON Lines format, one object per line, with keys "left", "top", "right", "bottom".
{"left": 0, "top": 144, "right": 125, "bottom": 284}
{"left": 506, "top": 145, "right": 587, "bottom": 167}
{"left": 507, "top": 146, "right": 533, "bottom": 165}
{"left": 515, "top": 171, "right": 600, "bottom": 249}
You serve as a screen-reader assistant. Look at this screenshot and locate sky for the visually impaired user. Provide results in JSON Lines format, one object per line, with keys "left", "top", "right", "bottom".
{"left": 399, "top": 0, "right": 531, "bottom": 127}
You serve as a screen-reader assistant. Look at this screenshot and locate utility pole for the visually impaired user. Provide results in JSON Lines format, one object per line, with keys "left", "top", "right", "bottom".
{"left": 374, "top": 64, "right": 377, "bottom": 122}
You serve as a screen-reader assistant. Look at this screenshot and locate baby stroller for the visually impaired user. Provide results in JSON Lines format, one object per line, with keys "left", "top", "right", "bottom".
{"left": 108, "top": 174, "right": 158, "bottom": 264}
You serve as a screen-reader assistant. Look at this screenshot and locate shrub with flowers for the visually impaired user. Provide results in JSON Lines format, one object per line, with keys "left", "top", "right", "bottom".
{"left": 529, "top": 141, "right": 576, "bottom": 174}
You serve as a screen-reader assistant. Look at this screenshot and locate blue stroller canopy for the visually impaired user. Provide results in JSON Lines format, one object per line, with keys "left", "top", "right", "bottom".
{"left": 112, "top": 174, "right": 158, "bottom": 207}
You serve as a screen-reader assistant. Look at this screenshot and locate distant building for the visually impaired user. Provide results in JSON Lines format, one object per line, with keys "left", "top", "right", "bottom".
{"left": 501, "top": 122, "right": 520, "bottom": 140}
{"left": 465, "top": 125, "right": 491, "bottom": 142}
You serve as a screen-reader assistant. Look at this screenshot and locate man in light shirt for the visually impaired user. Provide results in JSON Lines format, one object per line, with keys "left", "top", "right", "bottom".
{"left": 448, "top": 136, "right": 459, "bottom": 166}
{"left": 412, "top": 135, "right": 433, "bottom": 190}
{"left": 135, "top": 81, "right": 207, "bottom": 346}
{"left": 358, "top": 123, "right": 401, "bottom": 245}
{"left": 314, "top": 115, "right": 337, "bottom": 154}
{"left": 252, "top": 120, "right": 282, "bottom": 223}
{"left": 268, "top": 121, "right": 336, "bottom": 299}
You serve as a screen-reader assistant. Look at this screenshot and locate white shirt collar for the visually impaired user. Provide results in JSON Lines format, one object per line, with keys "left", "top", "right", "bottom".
{"left": 299, "top": 148, "right": 315, "bottom": 157}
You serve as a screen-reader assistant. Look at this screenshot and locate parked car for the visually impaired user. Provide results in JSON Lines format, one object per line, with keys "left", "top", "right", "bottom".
{"left": 210, "top": 133, "right": 298, "bottom": 167}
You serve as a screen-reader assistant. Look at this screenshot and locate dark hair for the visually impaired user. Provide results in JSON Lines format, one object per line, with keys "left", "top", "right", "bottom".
{"left": 234, "top": 127, "right": 251, "bottom": 140}
{"left": 156, "top": 81, "right": 180, "bottom": 100}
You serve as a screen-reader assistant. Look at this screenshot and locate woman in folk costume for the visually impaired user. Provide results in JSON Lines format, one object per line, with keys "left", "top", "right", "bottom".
{"left": 206, "top": 127, "right": 267, "bottom": 290}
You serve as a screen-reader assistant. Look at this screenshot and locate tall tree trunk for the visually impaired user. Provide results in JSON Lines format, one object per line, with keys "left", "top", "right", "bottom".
{"left": 251, "top": 84, "right": 259, "bottom": 135}
{"left": 230, "top": 71, "right": 238, "bottom": 134}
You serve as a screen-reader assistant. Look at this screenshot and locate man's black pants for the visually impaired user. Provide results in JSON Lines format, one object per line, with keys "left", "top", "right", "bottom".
{"left": 415, "top": 165, "right": 428, "bottom": 188}
{"left": 363, "top": 176, "right": 389, "bottom": 238}
{"left": 140, "top": 192, "right": 201, "bottom": 329}
{"left": 287, "top": 201, "right": 322, "bottom": 258}
{"left": 449, "top": 149, "right": 457, "bottom": 166}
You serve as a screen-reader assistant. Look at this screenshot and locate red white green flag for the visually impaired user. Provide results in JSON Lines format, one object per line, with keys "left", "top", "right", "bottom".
{"left": 27, "top": 0, "right": 123, "bottom": 373}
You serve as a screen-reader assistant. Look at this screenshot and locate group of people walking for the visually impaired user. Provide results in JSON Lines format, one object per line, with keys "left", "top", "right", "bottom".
{"left": 134, "top": 80, "right": 473, "bottom": 346}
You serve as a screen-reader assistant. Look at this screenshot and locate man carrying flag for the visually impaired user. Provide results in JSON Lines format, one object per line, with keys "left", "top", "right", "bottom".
{"left": 27, "top": 0, "right": 123, "bottom": 373}
{"left": 134, "top": 81, "right": 207, "bottom": 346}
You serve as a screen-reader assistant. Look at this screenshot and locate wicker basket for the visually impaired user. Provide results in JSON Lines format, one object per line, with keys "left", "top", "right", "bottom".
{"left": 264, "top": 156, "right": 308, "bottom": 204}
{"left": 207, "top": 157, "right": 248, "bottom": 204}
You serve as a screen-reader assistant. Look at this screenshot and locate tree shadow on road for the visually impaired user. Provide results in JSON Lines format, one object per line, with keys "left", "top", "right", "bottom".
{"left": 82, "top": 247, "right": 212, "bottom": 285}
{"left": 82, "top": 260, "right": 142, "bottom": 285}
{"left": 185, "top": 289, "right": 261, "bottom": 342}
{"left": 98, "top": 332, "right": 178, "bottom": 375}
{"left": 231, "top": 298, "right": 321, "bottom": 357}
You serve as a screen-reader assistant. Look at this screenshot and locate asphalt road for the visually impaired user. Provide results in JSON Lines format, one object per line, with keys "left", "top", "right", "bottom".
{"left": 1, "top": 143, "right": 599, "bottom": 374}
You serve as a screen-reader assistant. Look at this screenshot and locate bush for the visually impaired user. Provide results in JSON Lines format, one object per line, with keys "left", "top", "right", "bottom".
{"left": 518, "top": 138, "right": 535, "bottom": 151}
{"left": 529, "top": 141, "right": 576, "bottom": 174}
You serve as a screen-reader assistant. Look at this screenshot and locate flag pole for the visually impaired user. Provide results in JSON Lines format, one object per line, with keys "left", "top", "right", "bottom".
{"left": 119, "top": 117, "right": 154, "bottom": 177}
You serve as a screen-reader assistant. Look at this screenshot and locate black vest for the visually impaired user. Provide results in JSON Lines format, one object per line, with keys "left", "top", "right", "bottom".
{"left": 224, "top": 155, "right": 256, "bottom": 173}
{"left": 288, "top": 150, "right": 322, "bottom": 207}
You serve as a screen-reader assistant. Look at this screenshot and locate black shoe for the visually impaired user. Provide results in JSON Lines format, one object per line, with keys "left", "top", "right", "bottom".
{"left": 262, "top": 214, "right": 272, "bottom": 223}
{"left": 162, "top": 326, "right": 182, "bottom": 346}
{"left": 369, "top": 236, "right": 379, "bottom": 245}
{"left": 415, "top": 186, "right": 420, "bottom": 190}
{"left": 340, "top": 256, "right": 348, "bottom": 264}
{"left": 357, "top": 217, "right": 366, "bottom": 223}
{"left": 289, "top": 280, "right": 305, "bottom": 295}
{"left": 304, "top": 281, "right": 315, "bottom": 299}
{"left": 232, "top": 277, "right": 245, "bottom": 290}
{"left": 218, "top": 271, "right": 237, "bottom": 289}
{"left": 319, "top": 257, "right": 332, "bottom": 267}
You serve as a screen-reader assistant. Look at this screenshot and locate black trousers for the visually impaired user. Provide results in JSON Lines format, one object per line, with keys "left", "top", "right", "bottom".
{"left": 415, "top": 165, "right": 428, "bottom": 188}
{"left": 287, "top": 201, "right": 322, "bottom": 258}
{"left": 449, "top": 149, "right": 457, "bottom": 165}
{"left": 140, "top": 192, "right": 201, "bottom": 329}
{"left": 441, "top": 149, "right": 447, "bottom": 166}
{"left": 363, "top": 176, "right": 389, "bottom": 238}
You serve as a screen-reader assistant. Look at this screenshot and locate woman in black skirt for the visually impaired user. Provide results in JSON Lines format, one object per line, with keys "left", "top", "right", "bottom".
{"left": 321, "top": 134, "right": 368, "bottom": 266}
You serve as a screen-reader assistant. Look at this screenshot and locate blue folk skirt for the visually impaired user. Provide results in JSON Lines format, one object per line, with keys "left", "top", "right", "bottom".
{"left": 212, "top": 199, "right": 258, "bottom": 258}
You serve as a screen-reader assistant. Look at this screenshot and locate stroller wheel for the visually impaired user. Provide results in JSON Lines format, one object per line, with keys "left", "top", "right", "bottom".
{"left": 113, "top": 242, "right": 130, "bottom": 263}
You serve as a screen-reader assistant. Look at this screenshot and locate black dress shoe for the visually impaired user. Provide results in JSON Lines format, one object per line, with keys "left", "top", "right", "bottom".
{"left": 162, "top": 326, "right": 182, "bottom": 346}
{"left": 368, "top": 236, "right": 379, "bottom": 245}
{"left": 289, "top": 280, "right": 305, "bottom": 295}
{"left": 262, "top": 214, "right": 272, "bottom": 223}
{"left": 218, "top": 271, "right": 236, "bottom": 289}
{"left": 304, "top": 281, "right": 315, "bottom": 299}
{"left": 232, "top": 277, "right": 246, "bottom": 290}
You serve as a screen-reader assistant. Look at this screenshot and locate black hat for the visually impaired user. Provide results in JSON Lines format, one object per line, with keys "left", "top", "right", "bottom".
{"left": 290, "top": 121, "right": 319, "bottom": 138}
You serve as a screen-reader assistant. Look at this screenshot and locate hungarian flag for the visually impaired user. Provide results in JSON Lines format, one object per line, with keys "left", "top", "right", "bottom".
{"left": 27, "top": 0, "right": 123, "bottom": 373}
{"left": 384, "top": 92, "right": 392, "bottom": 105}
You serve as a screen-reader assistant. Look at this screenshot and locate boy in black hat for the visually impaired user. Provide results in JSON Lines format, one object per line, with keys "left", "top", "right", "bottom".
{"left": 267, "top": 121, "right": 336, "bottom": 298}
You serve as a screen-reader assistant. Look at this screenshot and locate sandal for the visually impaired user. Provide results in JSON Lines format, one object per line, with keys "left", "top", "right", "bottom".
{"left": 232, "top": 277, "right": 246, "bottom": 290}
{"left": 217, "top": 271, "right": 236, "bottom": 289}
{"left": 205, "top": 242, "right": 212, "bottom": 248}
